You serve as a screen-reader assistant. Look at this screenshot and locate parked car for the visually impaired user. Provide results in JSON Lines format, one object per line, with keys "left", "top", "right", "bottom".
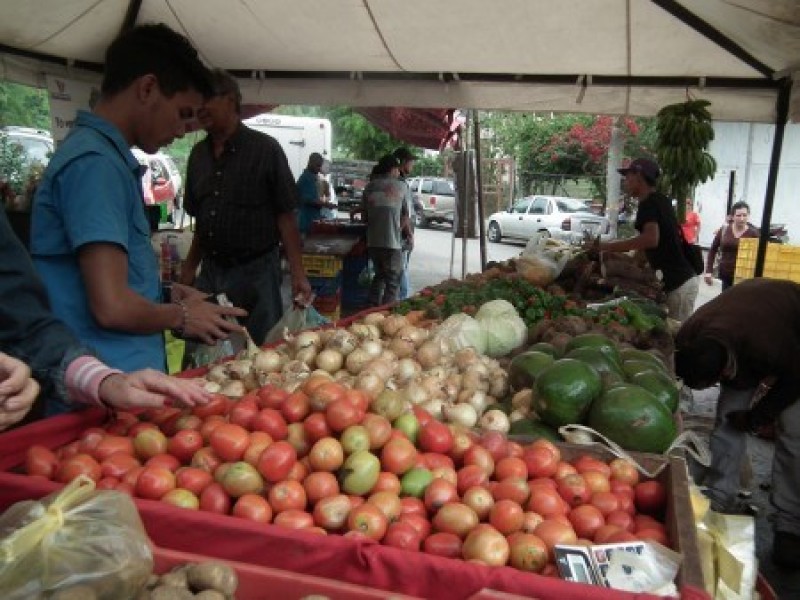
{"left": 0, "top": 126, "right": 53, "bottom": 168}
{"left": 408, "top": 176, "right": 455, "bottom": 228}
{"left": 487, "top": 195, "right": 609, "bottom": 244}
{"left": 132, "top": 148, "right": 183, "bottom": 220}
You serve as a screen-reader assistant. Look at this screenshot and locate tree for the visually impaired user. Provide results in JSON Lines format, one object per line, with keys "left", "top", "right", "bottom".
{"left": 0, "top": 82, "right": 50, "bottom": 129}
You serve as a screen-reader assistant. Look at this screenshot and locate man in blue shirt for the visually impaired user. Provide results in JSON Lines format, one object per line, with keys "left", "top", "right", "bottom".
{"left": 31, "top": 24, "right": 245, "bottom": 379}
{"left": 297, "top": 152, "right": 336, "bottom": 235}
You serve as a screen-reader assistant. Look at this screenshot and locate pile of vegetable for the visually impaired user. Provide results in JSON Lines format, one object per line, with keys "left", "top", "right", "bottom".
{"left": 24, "top": 403, "right": 673, "bottom": 577}
{"left": 139, "top": 561, "right": 237, "bottom": 600}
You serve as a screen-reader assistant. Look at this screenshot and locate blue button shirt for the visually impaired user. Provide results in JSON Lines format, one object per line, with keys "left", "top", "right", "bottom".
{"left": 31, "top": 110, "right": 165, "bottom": 374}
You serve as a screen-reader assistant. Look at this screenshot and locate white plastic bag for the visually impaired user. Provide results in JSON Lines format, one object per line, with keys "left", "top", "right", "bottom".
{"left": 264, "top": 305, "right": 330, "bottom": 344}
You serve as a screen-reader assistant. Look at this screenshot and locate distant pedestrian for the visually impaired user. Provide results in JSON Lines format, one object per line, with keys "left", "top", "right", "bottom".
{"left": 392, "top": 147, "right": 418, "bottom": 299}
{"left": 704, "top": 201, "right": 758, "bottom": 291}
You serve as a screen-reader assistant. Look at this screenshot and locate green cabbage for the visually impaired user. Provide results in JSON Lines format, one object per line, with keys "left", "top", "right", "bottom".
{"left": 434, "top": 313, "right": 487, "bottom": 354}
{"left": 482, "top": 314, "right": 528, "bottom": 358}
{"left": 474, "top": 299, "right": 518, "bottom": 322}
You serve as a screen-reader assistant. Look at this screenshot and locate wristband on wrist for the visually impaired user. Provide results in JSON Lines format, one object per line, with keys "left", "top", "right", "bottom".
{"left": 173, "top": 300, "right": 189, "bottom": 337}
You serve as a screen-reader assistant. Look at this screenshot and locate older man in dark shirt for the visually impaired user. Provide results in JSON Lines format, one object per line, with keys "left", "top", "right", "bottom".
{"left": 180, "top": 70, "right": 312, "bottom": 344}
{"left": 675, "top": 278, "right": 800, "bottom": 568}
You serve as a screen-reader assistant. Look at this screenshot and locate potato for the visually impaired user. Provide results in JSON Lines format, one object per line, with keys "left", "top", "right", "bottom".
{"left": 150, "top": 585, "right": 194, "bottom": 600}
{"left": 194, "top": 591, "right": 227, "bottom": 600}
{"left": 159, "top": 569, "right": 189, "bottom": 589}
{"left": 186, "top": 562, "right": 238, "bottom": 595}
{"left": 50, "top": 585, "right": 98, "bottom": 600}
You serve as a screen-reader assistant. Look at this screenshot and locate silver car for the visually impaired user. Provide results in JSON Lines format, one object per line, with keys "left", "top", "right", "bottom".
{"left": 487, "top": 195, "right": 609, "bottom": 244}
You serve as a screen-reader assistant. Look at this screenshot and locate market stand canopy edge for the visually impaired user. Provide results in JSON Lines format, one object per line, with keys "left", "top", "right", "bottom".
{"left": 0, "top": 0, "right": 799, "bottom": 149}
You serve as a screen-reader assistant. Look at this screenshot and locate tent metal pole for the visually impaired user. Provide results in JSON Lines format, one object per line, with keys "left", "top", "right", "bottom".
{"left": 754, "top": 79, "right": 792, "bottom": 277}
{"left": 120, "top": 0, "right": 144, "bottom": 34}
{"left": 473, "top": 110, "right": 487, "bottom": 271}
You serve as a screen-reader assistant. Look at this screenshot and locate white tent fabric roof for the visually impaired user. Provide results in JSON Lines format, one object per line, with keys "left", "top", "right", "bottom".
{"left": 0, "top": 0, "right": 798, "bottom": 122}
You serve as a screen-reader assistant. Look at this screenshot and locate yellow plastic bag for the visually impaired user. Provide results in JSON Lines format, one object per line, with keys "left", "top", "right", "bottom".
{"left": 0, "top": 476, "right": 153, "bottom": 599}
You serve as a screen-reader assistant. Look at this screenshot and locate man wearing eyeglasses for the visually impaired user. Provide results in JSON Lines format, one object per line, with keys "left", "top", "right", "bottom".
{"left": 30, "top": 25, "right": 245, "bottom": 411}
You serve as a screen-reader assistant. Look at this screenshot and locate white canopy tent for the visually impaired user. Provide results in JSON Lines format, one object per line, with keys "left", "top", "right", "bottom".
{"left": 1, "top": 0, "right": 798, "bottom": 272}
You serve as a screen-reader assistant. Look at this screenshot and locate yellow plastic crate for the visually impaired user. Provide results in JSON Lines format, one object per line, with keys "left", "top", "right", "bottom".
{"left": 734, "top": 238, "right": 800, "bottom": 284}
{"left": 302, "top": 254, "right": 343, "bottom": 277}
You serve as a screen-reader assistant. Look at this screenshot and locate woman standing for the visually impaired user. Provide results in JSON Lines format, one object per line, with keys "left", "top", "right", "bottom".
{"left": 704, "top": 201, "right": 759, "bottom": 290}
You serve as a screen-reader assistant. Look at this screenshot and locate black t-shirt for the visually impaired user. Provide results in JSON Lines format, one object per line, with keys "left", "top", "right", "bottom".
{"left": 634, "top": 191, "right": 695, "bottom": 291}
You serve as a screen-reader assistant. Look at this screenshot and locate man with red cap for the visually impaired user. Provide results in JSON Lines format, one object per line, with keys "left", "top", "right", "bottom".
{"left": 598, "top": 157, "right": 699, "bottom": 322}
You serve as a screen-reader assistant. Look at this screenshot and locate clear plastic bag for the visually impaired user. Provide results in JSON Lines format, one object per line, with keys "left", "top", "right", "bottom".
{"left": 0, "top": 476, "right": 153, "bottom": 599}
{"left": 263, "top": 305, "right": 330, "bottom": 344}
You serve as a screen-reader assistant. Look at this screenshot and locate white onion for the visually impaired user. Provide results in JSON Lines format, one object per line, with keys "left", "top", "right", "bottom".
{"left": 203, "top": 381, "right": 222, "bottom": 393}
{"left": 363, "top": 312, "right": 386, "bottom": 326}
{"left": 355, "top": 372, "right": 385, "bottom": 399}
{"left": 415, "top": 340, "right": 442, "bottom": 369}
{"left": 282, "top": 360, "right": 311, "bottom": 376}
{"left": 443, "top": 403, "right": 479, "bottom": 428}
{"left": 395, "top": 358, "right": 421, "bottom": 384}
{"left": 326, "top": 330, "right": 358, "bottom": 355}
{"left": 292, "top": 330, "right": 321, "bottom": 352}
{"left": 227, "top": 359, "right": 253, "bottom": 380}
{"left": 381, "top": 314, "right": 408, "bottom": 337}
{"left": 364, "top": 358, "right": 394, "bottom": 381}
{"left": 345, "top": 347, "right": 372, "bottom": 375}
{"left": 421, "top": 398, "right": 445, "bottom": 420}
{"left": 365, "top": 324, "right": 382, "bottom": 341}
{"left": 253, "top": 349, "right": 282, "bottom": 373}
{"left": 461, "top": 370, "right": 489, "bottom": 393}
{"left": 206, "top": 364, "right": 229, "bottom": 384}
{"left": 511, "top": 389, "right": 533, "bottom": 409}
{"left": 397, "top": 325, "right": 429, "bottom": 347}
{"left": 454, "top": 347, "right": 479, "bottom": 370}
{"left": 479, "top": 409, "right": 510, "bottom": 434}
{"left": 295, "top": 346, "right": 318, "bottom": 366}
{"left": 489, "top": 372, "right": 509, "bottom": 398}
{"left": 420, "top": 375, "right": 445, "bottom": 400}
{"left": 348, "top": 322, "right": 371, "bottom": 339}
{"left": 361, "top": 340, "right": 383, "bottom": 359}
{"left": 509, "top": 408, "right": 529, "bottom": 422}
{"left": 316, "top": 348, "right": 344, "bottom": 373}
{"left": 462, "top": 389, "right": 490, "bottom": 414}
{"left": 380, "top": 349, "right": 398, "bottom": 363}
{"left": 220, "top": 380, "right": 246, "bottom": 398}
{"left": 404, "top": 380, "right": 431, "bottom": 405}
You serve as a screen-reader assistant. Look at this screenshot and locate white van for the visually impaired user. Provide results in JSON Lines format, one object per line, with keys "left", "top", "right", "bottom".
{"left": 242, "top": 114, "right": 333, "bottom": 182}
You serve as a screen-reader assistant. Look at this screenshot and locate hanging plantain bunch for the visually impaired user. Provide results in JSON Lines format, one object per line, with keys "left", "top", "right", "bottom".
{"left": 654, "top": 99, "right": 717, "bottom": 222}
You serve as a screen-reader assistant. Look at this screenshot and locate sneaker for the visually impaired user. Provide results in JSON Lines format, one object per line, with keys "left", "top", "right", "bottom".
{"left": 710, "top": 499, "right": 759, "bottom": 517}
{"left": 773, "top": 531, "right": 800, "bottom": 569}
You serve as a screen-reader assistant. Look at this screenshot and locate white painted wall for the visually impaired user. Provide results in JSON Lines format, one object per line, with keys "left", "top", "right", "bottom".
{"left": 693, "top": 122, "right": 800, "bottom": 247}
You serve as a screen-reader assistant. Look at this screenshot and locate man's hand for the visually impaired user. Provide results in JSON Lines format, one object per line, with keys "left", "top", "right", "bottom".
{"left": 0, "top": 353, "right": 39, "bottom": 431}
{"left": 181, "top": 296, "right": 248, "bottom": 345}
{"left": 703, "top": 274, "right": 714, "bottom": 286}
{"left": 291, "top": 272, "right": 314, "bottom": 308}
{"left": 98, "top": 370, "right": 211, "bottom": 411}
{"left": 170, "top": 282, "right": 208, "bottom": 303}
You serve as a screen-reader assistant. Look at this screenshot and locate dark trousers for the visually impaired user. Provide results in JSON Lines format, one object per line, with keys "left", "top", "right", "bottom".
{"left": 368, "top": 247, "right": 403, "bottom": 306}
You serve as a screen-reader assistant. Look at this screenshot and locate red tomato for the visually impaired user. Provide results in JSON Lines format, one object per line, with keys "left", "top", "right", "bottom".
{"left": 286, "top": 422, "right": 311, "bottom": 458}
{"left": 594, "top": 524, "right": 625, "bottom": 544}
{"left": 590, "top": 491, "right": 621, "bottom": 516}
{"left": 198, "top": 415, "right": 227, "bottom": 443}
{"left": 251, "top": 408, "right": 288, "bottom": 440}
{"left": 456, "top": 465, "right": 488, "bottom": 496}
{"left": 313, "top": 494, "right": 352, "bottom": 530}
{"left": 568, "top": 504, "right": 606, "bottom": 539}
{"left": 56, "top": 453, "right": 101, "bottom": 483}
{"left": 135, "top": 465, "right": 176, "bottom": 500}
{"left": 479, "top": 431, "right": 509, "bottom": 462}
{"left": 192, "top": 394, "right": 229, "bottom": 418}
{"left": 606, "top": 510, "right": 635, "bottom": 532}
{"left": 269, "top": 479, "right": 308, "bottom": 513}
{"left": 449, "top": 428, "right": 474, "bottom": 464}
{"left": 93, "top": 436, "right": 134, "bottom": 462}
{"left": 418, "top": 420, "right": 453, "bottom": 454}
{"left": 423, "top": 478, "right": 459, "bottom": 513}
{"left": 634, "top": 480, "right": 667, "bottom": 515}
{"left": 199, "top": 482, "right": 231, "bottom": 514}
{"left": 371, "top": 471, "right": 401, "bottom": 495}
{"left": 243, "top": 432, "right": 273, "bottom": 466}
{"left": 175, "top": 467, "right": 213, "bottom": 496}
{"left": 304, "top": 471, "right": 339, "bottom": 504}
{"left": 411, "top": 406, "right": 434, "bottom": 427}
{"left": 534, "top": 519, "right": 578, "bottom": 561}
{"left": 462, "top": 486, "right": 495, "bottom": 521}
{"left": 145, "top": 453, "right": 181, "bottom": 472}
{"left": 257, "top": 385, "right": 289, "bottom": 409}
{"left": 462, "top": 524, "right": 510, "bottom": 566}
{"left": 115, "top": 481, "right": 135, "bottom": 496}
{"left": 495, "top": 457, "right": 528, "bottom": 481}
{"left": 273, "top": 509, "right": 314, "bottom": 530}
{"left": 133, "top": 429, "right": 168, "bottom": 461}
{"left": 173, "top": 414, "right": 203, "bottom": 432}
{"left": 423, "top": 453, "right": 454, "bottom": 471}
{"left": 229, "top": 398, "right": 259, "bottom": 429}
{"left": 523, "top": 446, "right": 558, "bottom": 478}
{"left": 281, "top": 391, "right": 311, "bottom": 423}
{"left": 310, "top": 381, "right": 347, "bottom": 412}
{"left": 325, "top": 398, "right": 363, "bottom": 432}
{"left": 307, "top": 437, "right": 344, "bottom": 472}
{"left": 209, "top": 423, "right": 250, "bottom": 462}
{"left": 161, "top": 488, "right": 200, "bottom": 510}
{"left": 383, "top": 522, "right": 422, "bottom": 551}
{"left": 582, "top": 471, "right": 611, "bottom": 495}
{"left": 610, "top": 458, "right": 640, "bottom": 486}
{"left": 380, "top": 437, "right": 418, "bottom": 475}
{"left": 633, "top": 514, "right": 667, "bottom": 533}
{"left": 286, "top": 459, "right": 308, "bottom": 482}
{"left": 399, "top": 496, "right": 427, "bottom": 518}
{"left": 637, "top": 528, "right": 670, "bottom": 546}
{"left": 492, "top": 477, "right": 531, "bottom": 505}
{"left": 122, "top": 465, "right": 145, "bottom": 488}
{"left": 521, "top": 511, "right": 544, "bottom": 533}
{"left": 25, "top": 445, "right": 58, "bottom": 479}
{"left": 78, "top": 428, "right": 106, "bottom": 454}
{"left": 220, "top": 461, "right": 264, "bottom": 497}
{"left": 557, "top": 474, "right": 591, "bottom": 507}
{"left": 526, "top": 486, "right": 567, "bottom": 518}
{"left": 463, "top": 445, "right": 495, "bottom": 477}
{"left": 572, "top": 454, "right": 612, "bottom": 477}
{"left": 423, "top": 532, "right": 462, "bottom": 558}
{"left": 347, "top": 503, "right": 388, "bottom": 541}
{"left": 528, "top": 477, "right": 557, "bottom": 490}
{"left": 343, "top": 388, "right": 370, "bottom": 413}
{"left": 191, "top": 447, "right": 222, "bottom": 473}
{"left": 610, "top": 479, "right": 635, "bottom": 497}
{"left": 397, "top": 513, "right": 431, "bottom": 539}
{"left": 361, "top": 414, "right": 392, "bottom": 450}
{"left": 96, "top": 476, "right": 119, "bottom": 490}
{"left": 506, "top": 441, "right": 524, "bottom": 460}
{"left": 257, "top": 441, "right": 297, "bottom": 483}
{"left": 100, "top": 452, "right": 141, "bottom": 479}
{"left": 367, "top": 491, "right": 402, "bottom": 522}
{"left": 615, "top": 491, "right": 636, "bottom": 515}
{"left": 303, "top": 413, "right": 332, "bottom": 444}
{"left": 232, "top": 493, "right": 273, "bottom": 523}
{"left": 128, "top": 421, "right": 159, "bottom": 438}
{"left": 553, "top": 461, "right": 578, "bottom": 479}
{"left": 489, "top": 499, "right": 525, "bottom": 535}
{"left": 508, "top": 532, "right": 549, "bottom": 572}
{"left": 432, "top": 502, "right": 479, "bottom": 539}
{"left": 168, "top": 429, "right": 204, "bottom": 464}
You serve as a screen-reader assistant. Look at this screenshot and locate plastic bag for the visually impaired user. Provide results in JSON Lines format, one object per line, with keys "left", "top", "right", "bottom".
{"left": 264, "top": 305, "right": 330, "bottom": 344}
{"left": 517, "top": 234, "right": 574, "bottom": 285}
{"left": 0, "top": 476, "right": 153, "bottom": 599}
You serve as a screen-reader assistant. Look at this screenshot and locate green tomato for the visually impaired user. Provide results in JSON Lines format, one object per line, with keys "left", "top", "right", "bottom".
{"left": 393, "top": 413, "right": 420, "bottom": 445}
{"left": 340, "top": 425, "right": 370, "bottom": 454}
{"left": 339, "top": 450, "right": 380, "bottom": 495}
{"left": 400, "top": 467, "right": 434, "bottom": 498}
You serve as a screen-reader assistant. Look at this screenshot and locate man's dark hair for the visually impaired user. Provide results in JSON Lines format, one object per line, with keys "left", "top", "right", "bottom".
{"left": 208, "top": 69, "right": 242, "bottom": 114}
{"left": 101, "top": 23, "right": 212, "bottom": 98}
{"left": 675, "top": 337, "right": 727, "bottom": 389}
{"left": 730, "top": 201, "right": 750, "bottom": 214}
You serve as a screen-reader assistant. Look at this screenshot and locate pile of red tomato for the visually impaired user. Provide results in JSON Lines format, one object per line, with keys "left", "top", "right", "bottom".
{"left": 24, "top": 374, "right": 670, "bottom": 575}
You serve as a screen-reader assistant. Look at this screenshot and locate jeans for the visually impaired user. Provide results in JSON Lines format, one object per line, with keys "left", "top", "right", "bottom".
{"left": 368, "top": 247, "right": 403, "bottom": 306}
{"left": 773, "top": 398, "right": 800, "bottom": 534}
{"left": 195, "top": 249, "right": 283, "bottom": 345}
{"left": 666, "top": 275, "right": 699, "bottom": 322}
{"left": 399, "top": 250, "right": 412, "bottom": 300}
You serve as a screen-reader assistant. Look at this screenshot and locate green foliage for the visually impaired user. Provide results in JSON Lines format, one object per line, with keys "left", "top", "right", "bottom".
{"left": 0, "top": 135, "right": 27, "bottom": 196}
{"left": 0, "top": 82, "right": 50, "bottom": 129}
